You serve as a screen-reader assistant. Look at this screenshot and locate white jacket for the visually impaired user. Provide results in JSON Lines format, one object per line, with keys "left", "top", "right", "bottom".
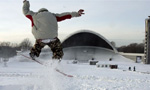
{"left": 23, "top": 1, "right": 80, "bottom": 39}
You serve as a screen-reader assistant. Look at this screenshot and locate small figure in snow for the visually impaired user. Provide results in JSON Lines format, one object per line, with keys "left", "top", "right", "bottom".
{"left": 22, "top": 0, "right": 84, "bottom": 60}
{"left": 133, "top": 66, "right": 136, "bottom": 71}
{"left": 129, "top": 67, "right": 131, "bottom": 71}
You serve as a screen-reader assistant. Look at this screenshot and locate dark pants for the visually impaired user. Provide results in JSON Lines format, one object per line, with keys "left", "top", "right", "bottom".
{"left": 30, "top": 38, "right": 64, "bottom": 59}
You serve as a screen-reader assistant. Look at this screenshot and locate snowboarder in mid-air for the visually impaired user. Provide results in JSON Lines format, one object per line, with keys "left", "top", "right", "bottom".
{"left": 22, "top": 0, "right": 84, "bottom": 60}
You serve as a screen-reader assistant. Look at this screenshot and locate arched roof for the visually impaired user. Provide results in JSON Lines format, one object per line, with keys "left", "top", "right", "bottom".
{"left": 62, "top": 30, "right": 118, "bottom": 53}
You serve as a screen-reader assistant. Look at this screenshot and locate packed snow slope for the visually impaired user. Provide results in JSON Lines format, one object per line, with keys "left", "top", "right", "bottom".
{"left": 0, "top": 52, "right": 150, "bottom": 90}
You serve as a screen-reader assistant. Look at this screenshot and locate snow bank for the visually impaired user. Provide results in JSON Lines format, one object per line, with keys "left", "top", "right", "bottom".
{"left": 0, "top": 52, "right": 150, "bottom": 90}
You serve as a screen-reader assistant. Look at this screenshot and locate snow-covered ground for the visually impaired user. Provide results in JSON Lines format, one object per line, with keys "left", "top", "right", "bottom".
{"left": 0, "top": 53, "right": 150, "bottom": 90}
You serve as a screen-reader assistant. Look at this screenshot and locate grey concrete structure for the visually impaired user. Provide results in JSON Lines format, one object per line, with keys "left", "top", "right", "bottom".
{"left": 62, "top": 30, "right": 119, "bottom": 61}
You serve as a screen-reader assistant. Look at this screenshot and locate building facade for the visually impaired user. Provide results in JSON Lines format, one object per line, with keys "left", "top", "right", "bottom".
{"left": 144, "top": 16, "right": 150, "bottom": 64}
{"left": 61, "top": 30, "right": 118, "bottom": 61}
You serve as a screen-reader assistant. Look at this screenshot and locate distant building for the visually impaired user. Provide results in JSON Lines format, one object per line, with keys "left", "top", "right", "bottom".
{"left": 119, "top": 52, "right": 144, "bottom": 63}
{"left": 62, "top": 30, "right": 118, "bottom": 62}
{"left": 144, "top": 16, "right": 150, "bottom": 64}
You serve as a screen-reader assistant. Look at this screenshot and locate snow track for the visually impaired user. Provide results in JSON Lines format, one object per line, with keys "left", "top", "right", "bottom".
{"left": 0, "top": 72, "right": 47, "bottom": 78}
{"left": 0, "top": 72, "right": 33, "bottom": 77}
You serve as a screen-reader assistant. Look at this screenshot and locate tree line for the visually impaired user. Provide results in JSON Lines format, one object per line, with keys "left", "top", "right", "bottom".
{"left": 117, "top": 43, "right": 144, "bottom": 53}
{"left": 0, "top": 38, "right": 32, "bottom": 59}
{"left": 0, "top": 38, "right": 145, "bottom": 59}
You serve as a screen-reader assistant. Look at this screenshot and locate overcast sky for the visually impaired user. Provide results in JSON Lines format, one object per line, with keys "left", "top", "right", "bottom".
{"left": 0, "top": 0, "right": 150, "bottom": 47}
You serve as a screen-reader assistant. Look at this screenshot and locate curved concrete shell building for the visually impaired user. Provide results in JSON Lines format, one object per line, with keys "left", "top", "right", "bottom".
{"left": 62, "top": 30, "right": 126, "bottom": 62}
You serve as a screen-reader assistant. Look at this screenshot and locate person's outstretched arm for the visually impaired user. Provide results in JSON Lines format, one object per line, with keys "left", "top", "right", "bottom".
{"left": 22, "top": 0, "right": 35, "bottom": 26}
{"left": 54, "top": 9, "right": 85, "bottom": 22}
{"left": 22, "top": 0, "right": 35, "bottom": 16}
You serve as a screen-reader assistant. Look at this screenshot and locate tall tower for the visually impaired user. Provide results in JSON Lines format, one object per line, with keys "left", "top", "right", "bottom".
{"left": 145, "top": 16, "right": 150, "bottom": 64}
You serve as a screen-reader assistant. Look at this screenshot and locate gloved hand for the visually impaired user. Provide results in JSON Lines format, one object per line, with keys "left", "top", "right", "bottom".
{"left": 78, "top": 9, "right": 85, "bottom": 16}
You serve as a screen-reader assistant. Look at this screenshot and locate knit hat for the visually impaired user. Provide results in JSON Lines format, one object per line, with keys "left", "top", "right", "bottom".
{"left": 38, "top": 8, "right": 48, "bottom": 12}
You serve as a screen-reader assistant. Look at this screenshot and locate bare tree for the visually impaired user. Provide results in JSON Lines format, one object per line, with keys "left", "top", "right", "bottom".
{"left": 0, "top": 42, "right": 11, "bottom": 46}
{"left": 19, "top": 38, "right": 32, "bottom": 51}
{"left": 111, "top": 41, "right": 116, "bottom": 47}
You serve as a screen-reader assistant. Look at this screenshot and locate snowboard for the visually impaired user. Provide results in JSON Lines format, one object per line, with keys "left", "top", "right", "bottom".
{"left": 19, "top": 53, "right": 44, "bottom": 65}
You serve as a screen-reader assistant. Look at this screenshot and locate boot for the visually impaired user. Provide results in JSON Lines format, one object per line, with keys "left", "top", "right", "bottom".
{"left": 29, "top": 53, "right": 36, "bottom": 60}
